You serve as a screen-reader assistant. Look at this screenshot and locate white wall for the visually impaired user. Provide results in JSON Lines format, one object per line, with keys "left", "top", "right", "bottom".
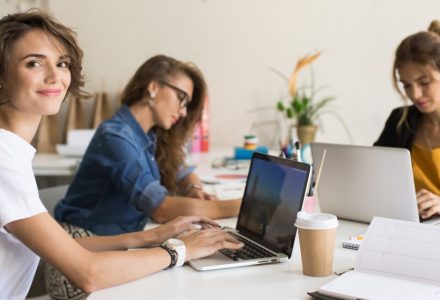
{"left": 2, "top": 0, "right": 440, "bottom": 148}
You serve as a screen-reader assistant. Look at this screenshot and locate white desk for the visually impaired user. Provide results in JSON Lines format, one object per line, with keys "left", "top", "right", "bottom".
{"left": 33, "top": 153, "right": 80, "bottom": 176}
{"left": 31, "top": 147, "right": 234, "bottom": 177}
{"left": 50, "top": 147, "right": 365, "bottom": 300}
{"left": 88, "top": 219, "right": 367, "bottom": 300}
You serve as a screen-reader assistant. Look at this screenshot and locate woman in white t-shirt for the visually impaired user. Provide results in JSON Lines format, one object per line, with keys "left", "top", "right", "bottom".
{"left": 0, "top": 11, "right": 242, "bottom": 300}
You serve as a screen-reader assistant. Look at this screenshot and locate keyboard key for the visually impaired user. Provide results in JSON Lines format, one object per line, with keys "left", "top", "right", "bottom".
{"left": 219, "top": 233, "right": 275, "bottom": 261}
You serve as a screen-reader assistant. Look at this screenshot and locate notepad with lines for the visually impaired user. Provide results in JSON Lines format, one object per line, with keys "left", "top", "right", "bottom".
{"left": 317, "top": 217, "right": 440, "bottom": 300}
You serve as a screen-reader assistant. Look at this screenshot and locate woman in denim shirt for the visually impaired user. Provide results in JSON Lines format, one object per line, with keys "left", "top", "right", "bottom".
{"left": 54, "top": 55, "right": 241, "bottom": 236}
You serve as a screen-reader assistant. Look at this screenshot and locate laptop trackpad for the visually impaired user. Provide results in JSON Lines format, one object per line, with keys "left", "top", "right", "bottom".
{"left": 189, "top": 250, "right": 281, "bottom": 271}
{"left": 189, "top": 251, "right": 234, "bottom": 271}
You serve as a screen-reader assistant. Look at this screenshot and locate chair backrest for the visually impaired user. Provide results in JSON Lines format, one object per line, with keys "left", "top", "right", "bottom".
{"left": 38, "top": 185, "right": 69, "bottom": 216}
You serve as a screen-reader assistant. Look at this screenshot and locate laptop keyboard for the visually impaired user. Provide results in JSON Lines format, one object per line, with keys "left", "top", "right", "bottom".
{"left": 219, "top": 233, "right": 275, "bottom": 261}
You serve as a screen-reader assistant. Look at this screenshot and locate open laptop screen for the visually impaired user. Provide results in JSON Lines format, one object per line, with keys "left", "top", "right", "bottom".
{"left": 236, "top": 153, "right": 311, "bottom": 256}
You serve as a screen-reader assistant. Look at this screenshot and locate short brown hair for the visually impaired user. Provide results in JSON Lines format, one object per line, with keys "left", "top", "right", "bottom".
{"left": 0, "top": 10, "right": 86, "bottom": 101}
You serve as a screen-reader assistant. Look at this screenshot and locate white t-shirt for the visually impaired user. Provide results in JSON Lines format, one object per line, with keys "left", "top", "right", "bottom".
{"left": 0, "top": 129, "right": 46, "bottom": 300}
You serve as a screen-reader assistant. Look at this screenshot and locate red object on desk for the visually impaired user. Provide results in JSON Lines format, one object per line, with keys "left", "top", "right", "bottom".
{"left": 191, "top": 95, "right": 210, "bottom": 153}
{"left": 200, "top": 95, "right": 210, "bottom": 152}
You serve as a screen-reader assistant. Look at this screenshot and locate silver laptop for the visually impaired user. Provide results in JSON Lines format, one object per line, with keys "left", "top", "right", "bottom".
{"left": 189, "top": 152, "right": 312, "bottom": 271}
{"left": 311, "top": 142, "right": 440, "bottom": 224}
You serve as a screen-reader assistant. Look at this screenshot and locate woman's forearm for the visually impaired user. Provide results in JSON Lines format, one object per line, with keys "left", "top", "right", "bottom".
{"left": 79, "top": 247, "right": 170, "bottom": 293}
{"left": 177, "top": 172, "right": 203, "bottom": 194}
{"left": 6, "top": 213, "right": 171, "bottom": 293}
{"left": 152, "top": 196, "right": 241, "bottom": 223}
{"left": 75, "top": 229, "right": 162, "bottom": 251}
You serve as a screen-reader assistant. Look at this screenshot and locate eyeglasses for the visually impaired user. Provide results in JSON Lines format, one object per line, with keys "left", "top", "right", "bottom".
{"left": 159, "top": 80, "right": 190, "bottom": 109}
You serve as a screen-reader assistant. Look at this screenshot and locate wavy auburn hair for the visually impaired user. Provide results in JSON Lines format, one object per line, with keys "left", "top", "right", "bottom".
{"left": 121, "top": 55, "right": 206, "bottom": 193}
{"left": 0, "top": 10, "right": 87, "bottom": 103}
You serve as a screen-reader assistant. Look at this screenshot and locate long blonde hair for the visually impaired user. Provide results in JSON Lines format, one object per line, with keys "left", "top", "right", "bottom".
{"left": 121, "top": 55, "right": 206, "bottom": 193}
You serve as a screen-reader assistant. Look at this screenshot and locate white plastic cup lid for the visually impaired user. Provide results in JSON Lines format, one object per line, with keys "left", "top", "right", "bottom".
{"left": 295, "top": 211, "right": 339, "bottom": 230}
{"left": 244, "top": 137, "right": 258, "bottom": 143}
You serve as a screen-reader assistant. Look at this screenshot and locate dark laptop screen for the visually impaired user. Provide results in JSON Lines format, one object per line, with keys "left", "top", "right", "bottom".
{"left": 236, "top": 153, "right": 310, "bottom": 257}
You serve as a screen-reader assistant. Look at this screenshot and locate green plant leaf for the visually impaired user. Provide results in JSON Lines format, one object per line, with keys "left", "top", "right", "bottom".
{"left": 292, "top": 97, "right": 303, "bottom": 114}
{"left": 286, "top": 107, "right": 293, "bottom": 118}
{"left": 309, "top": 96, "right": 335, "bottom": 116}
{"left": 270, "top": 53, "right": 340, "bottom": 129}
{"left": 298, "top": 114, "right": 313, "bottom": 126}
{"left": 276, "top": 101, "right": 285, "bottom": 111}
{"left": 302, "top": 96, "right": 310, "bottom": 111}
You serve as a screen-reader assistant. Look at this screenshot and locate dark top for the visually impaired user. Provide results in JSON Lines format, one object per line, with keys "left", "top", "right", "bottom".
{"left": 374, "top": 105, "right": 422, "bottom": 151}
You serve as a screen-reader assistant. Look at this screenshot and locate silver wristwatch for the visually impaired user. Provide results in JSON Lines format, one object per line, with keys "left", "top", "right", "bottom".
{"left": 161, "top": 238, "right": 186, "bottom": 268}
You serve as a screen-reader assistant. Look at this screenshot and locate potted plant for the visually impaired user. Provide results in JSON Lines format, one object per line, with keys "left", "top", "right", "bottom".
{"left": 275, "top": 51, "right": 335, "bottom": 145}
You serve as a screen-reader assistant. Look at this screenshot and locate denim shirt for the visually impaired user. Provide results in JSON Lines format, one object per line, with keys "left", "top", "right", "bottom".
{"left": 54, "top": 105, "right": 192, "bottom": 235}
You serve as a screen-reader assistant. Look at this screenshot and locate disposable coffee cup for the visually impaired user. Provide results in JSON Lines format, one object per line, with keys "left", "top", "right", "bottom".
{"left": 295, "top": 211, "right": 338, "bottom": 277}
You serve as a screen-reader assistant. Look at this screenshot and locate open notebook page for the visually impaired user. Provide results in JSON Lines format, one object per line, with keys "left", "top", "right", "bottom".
{"left": 319, "top": 217, "right": 440, "bottom": 300}
{"left": 355, "top": 217, "right": 440, "bottom": 284}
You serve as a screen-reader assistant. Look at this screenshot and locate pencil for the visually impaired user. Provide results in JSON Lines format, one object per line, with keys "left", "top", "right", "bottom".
{"left": 313, "top": 149, "right": 326, "bottom": 196}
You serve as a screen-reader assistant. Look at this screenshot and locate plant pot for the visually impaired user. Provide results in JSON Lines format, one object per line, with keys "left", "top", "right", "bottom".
{"left": 297, "top": 125, "right": 317, "bottom": 145}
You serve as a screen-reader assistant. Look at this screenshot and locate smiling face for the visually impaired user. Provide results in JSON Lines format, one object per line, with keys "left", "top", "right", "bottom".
{"left": 1, "top": 29, "right": 71, "bottom": 116}
{"left": 398, "top": 62, "right": 440, "bottom": 114}
{"left": 149, "top": 72, "right": 193, "bottom": 130}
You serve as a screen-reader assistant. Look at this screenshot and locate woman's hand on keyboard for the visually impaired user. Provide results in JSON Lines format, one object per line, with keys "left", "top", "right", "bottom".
{"left": 150, "top": 216, "right": 219, "bottom": 244}
{"left": 417, "top": 189, "right": 440, "bottom": 219}
{"left": 180, "top": 228, "right": 244, "bottom": 261}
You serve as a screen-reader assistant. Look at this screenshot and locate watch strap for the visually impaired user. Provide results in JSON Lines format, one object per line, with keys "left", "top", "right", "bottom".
{"left": 160, "top": 245, "right": 178, "bottom": 269}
